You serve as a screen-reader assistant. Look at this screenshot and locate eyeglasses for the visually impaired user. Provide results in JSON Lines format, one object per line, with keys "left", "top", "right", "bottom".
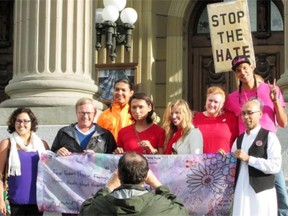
{"left": 77, "top": 112, "right": 95, "bottom": 116}
{"left": 240, "top": 111, "right": 260, "bottom": 116}
{"left": 15, "top": 119, "right": 31, "bottom": 125}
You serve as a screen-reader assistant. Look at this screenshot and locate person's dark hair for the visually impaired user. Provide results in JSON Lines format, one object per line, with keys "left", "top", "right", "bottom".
{"left": 7, "top": 107, "right": 38, "bottom": 133}
{"left": 129, "top": 92, "right": 154, "bottom": 124}
{"left": 114, "top": 78, "right": 134, "bottom": 91}
{"left": 231, "top": 55, "right": 251, "bottom": 71}
{"left": 118, "top": 152, "right": 149, "bottom": 184}
{"left": 232, "top": 55, "right": 258, "bottom": 104}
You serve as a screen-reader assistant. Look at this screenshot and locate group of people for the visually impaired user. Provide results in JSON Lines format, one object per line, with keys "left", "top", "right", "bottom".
{"left": 0, "top": 55, "right": 287, "bottom": 216}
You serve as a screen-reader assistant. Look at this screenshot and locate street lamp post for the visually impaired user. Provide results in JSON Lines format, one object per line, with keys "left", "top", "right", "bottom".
{"left": 95, "top": 0, "right": 138, "bottom": 61}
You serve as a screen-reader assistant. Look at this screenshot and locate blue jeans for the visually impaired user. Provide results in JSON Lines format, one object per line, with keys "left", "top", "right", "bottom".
{"left": 275, "top": 170, "right": 288, "bottom": 216}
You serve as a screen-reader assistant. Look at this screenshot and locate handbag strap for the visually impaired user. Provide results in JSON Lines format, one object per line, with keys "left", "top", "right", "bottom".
{"left": 1, "top": 143, "right": 11, "bottom": 215}
{"left": 133, "top": 125, "right": 148, "bottom": 153}
{"left": 2, "top": 151, "right": 9, "bottom": 182}
{"left": 133, "top": 125, "right": 141, "bottom": 142}
{"left": 4, "top": 161, "right": 8, "bottom": 180}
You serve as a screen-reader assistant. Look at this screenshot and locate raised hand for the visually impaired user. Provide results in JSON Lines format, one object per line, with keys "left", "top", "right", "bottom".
{"left": 268, "top": 78, "right": 278, "bottom": 102}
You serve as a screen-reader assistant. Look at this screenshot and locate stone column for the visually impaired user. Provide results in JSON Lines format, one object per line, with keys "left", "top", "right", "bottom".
{"left": 276, "top": 0, "right": 288, "bottom": 180}
{"left": 165, "top": 1, "right": 190, "bottom": 103}
{"left": 0, "top": 0, "right": 99, "bottom": 107}
{"left": 278, "top": 0, "right": 288, "bottom": 101}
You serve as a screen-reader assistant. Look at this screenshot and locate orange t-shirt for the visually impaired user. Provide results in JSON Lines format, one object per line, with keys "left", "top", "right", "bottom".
{"left": 97, "top": 102, "right": 134, "bottom": 141}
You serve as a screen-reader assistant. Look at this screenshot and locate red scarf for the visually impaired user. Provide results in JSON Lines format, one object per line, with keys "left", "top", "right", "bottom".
{"left": 164, "top": 129, "right": 183, "bottom": 154}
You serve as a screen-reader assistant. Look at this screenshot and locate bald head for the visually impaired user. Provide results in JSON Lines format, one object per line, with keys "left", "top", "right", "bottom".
{"left": 241, "top": 99, "right": 262, "bottom": 132}
{"left": 118, "top": 152, "right": 149, "bottom": 185}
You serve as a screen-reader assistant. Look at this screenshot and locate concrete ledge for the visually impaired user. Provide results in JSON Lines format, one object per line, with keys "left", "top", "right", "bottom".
{"left": 0, "top": 106, "right": 103, "bottom": 126}
{"left": 0, "top": 125, "right": 65, "bottom": 147}
{"left": 0, "top": 107, "right": 77, "bottom": 126}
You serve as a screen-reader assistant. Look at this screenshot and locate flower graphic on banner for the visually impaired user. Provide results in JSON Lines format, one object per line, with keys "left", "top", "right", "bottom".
{"left": 185, "top": 154, "right": 235, "bottom": 214}
{"left": 186, "top": 154, "right": 235, "bottom": 195}
{"left": 186, "top": 163, "right": 225, "bottom": 194}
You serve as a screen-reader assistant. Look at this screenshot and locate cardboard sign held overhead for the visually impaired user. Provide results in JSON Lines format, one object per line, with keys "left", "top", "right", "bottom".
{"left": 207, "top": 0, "right": 255, "bottom": 73}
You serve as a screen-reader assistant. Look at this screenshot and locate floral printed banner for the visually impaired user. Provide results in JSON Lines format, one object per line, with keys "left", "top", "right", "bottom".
{"left": 37, "top": 151, "right": 236, "bottom": 215}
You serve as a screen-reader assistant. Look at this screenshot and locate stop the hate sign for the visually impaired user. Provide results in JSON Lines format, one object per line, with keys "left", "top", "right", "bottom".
{"left": 207, "top": 0, "right": 255, "bottom": 73}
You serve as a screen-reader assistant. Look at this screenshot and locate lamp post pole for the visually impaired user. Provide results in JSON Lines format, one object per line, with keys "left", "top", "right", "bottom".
{"left": 95, "top": 0, "right": 138, "bottom": 61}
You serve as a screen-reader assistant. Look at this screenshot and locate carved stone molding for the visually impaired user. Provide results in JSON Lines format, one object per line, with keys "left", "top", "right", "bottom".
{"left": 255, "top": 53, "right": 279, "bottom": 82}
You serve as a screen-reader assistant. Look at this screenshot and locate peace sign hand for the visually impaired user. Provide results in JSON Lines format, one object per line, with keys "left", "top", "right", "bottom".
{"left": 268, "top": 78, "right": 278, "bottom": 102}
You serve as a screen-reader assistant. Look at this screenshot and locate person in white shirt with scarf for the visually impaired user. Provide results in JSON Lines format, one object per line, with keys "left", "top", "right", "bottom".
{"left": 0, "top": 107, "right": 49, "bottom": 216}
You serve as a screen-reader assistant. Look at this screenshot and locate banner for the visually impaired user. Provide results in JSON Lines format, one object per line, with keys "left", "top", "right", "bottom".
{"left": 37, "top": 151, "right": 236, "bottom": 215}
{"left": 207, "top": 0, "right": 255, "bottom": 73}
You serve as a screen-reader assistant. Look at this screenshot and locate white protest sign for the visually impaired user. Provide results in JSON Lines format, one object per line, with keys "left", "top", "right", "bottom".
{"left": 207, "top": 0, "right": 255, "bottom": 73}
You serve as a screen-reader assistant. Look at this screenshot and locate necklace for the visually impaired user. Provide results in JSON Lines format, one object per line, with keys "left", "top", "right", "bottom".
{"left": 133, "top": 125, "right": 147, "bottom": 154}
{"left": 239, "top": 87, "right": 258, "bottom": 104}
{"left": 238, "top": 76, "right": 259, "bottom": 104}
{"left": 19, "top": 134, "right": 31, "bottom": 146}
{"left": 242, "top": 88, "right": 249, "bottom": 102}
{"left": 134, "top": 123, "right": 153, "bottom": 132}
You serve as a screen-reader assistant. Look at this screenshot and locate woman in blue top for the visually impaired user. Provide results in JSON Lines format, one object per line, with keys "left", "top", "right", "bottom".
{"left": 0, "top": 107, "right": 49, "bottom": 216}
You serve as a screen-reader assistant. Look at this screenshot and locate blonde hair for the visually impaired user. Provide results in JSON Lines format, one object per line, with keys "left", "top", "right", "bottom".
{"left": 206, "top": 86, "right": 226, "bottom": 100}
{"left": 75, "top": 97, "right": 96, "bottom": 112}
{"left": 162, "top": 99, "right": 193, "bottom": 148}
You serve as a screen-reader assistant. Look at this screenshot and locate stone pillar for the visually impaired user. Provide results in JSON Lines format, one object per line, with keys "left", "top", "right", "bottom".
{"left": 276, "top": 0, "right": 288, "bottom": 180}
{"left": 278, "top": 0, "right": 288, "bottom": 101}
{"left": 165, "top": 1, "right": 190, "bottom": 103}
{"left": 0, "top": 0, "right": 99, "bottom": 107}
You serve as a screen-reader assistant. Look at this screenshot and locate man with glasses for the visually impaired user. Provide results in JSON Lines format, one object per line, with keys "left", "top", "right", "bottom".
{"left": 231, "top": 99, "right": 281, "bottom": 215}
{"left": 51, "top": 97, "right": 117, "bottom": 156}
{"left": 224, "top": 55, "right": 288, "bottom": 216}
{"left": 51, "top": 97, "right": 117, "bottom": 216}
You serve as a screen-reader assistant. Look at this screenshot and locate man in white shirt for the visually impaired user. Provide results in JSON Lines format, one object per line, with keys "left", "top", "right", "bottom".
{"left": 231, "top": 99, "right": 282, "bottom": 216}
